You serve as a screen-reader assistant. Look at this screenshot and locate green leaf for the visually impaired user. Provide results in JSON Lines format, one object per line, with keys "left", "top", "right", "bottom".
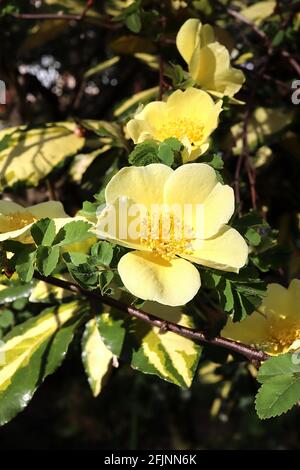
{"left": 255, "top": 374, "right": 300, "bottom": 419}
{"left": 125, "top": 12, "right": 142, "bottom": 33}
{"left": 0, "top": 301, "right": 88, "bottom": 426}
{"left": 200, "top": 267, "right": 266, "bottom": 321}
{"left": 0, "top": 283, "right": 33, "bottom": 305}
{"left": 36, "top": 245, "right": 60, "bottom": 276}
{"left": 128, "top": 140, "right": 160, "bottom": 166}
{"left": 0, "top": 310, "right": 14, "bottom": 328}
{"left": 53, "top": 220, "right": 92, "bottom": 246}
{"left": 91, "top": 241, "right": 114, "bottom": 266}
{"left": 15, "top": 247, "right": 36, "bottom": 283}
{"left": 63, "top": 251, "right": 89, "bottom": 266}
{"left": 157, "top": 138, "right": 182, "bottom": 166}
{"left": 31, "top": 218, "right": 56, "bottom": 246}
{"left": 67, "top": 262, "right": 99, "bottom": 288}
{"left": 163, "top": 137, "right": 182, "bottom": 152}
{"left": 82, "top": 318, "right": 114, "bottom": 397}
{"left": 201, "top": 153, "right": 224, "bottom": 170}
{"left": 272, "top": 30, "right": 285, "bottom": 46}
{"left": 257, "top": 353, "right": 300, "bottom": 383}
{"left": 98, "top": 304, "right": 202, "bottom": 388}
{"left": 158, "top": 142, "right": 174, "bottom": 166}
{"left": 255, "top": 354, "right": 300, "bottom": 419}
{"left": 77, "top": 201, "right": 99, "bottom": 223}
{"left": 251, "top": 245, "right": 290, "bottom": 272}
{"left": 233, "top": 211, "right": 270, "bottom": 248}
{"left": 99, "top": 271, "right": 114, "bottom": 294}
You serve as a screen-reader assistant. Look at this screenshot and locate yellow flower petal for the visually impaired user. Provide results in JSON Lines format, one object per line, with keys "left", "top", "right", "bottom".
{"left": 0, "top": 200, "right": 70, "bottom": 243}
{"left": 166, "top": 87, "right": 216, "bottom": 121}
{"left": 177, "top": 19, "right": 245, "bottom": 98}
{"left": 96, "top": 197, "right": 146, "bottom": 251}
{"left": 185, "top": 226, "right": 248, "bottom": 272}
{"left": 0, "top": 200, "right": 24, "bottom": 215}
{"left": 191, "top": 42, "right": 245, "bottom": 97}
{"left": 134, "top": 101, "right": 168, "bottom": 127}
{"left": 222, "top": 280, "right": 300, "bottom": 356}
{"left": 28, "top": 201, "right": 68, "bottom": 219}
{"left": 164, "top": 163, "right": 218, "bottom": 207}
{"left": 126, "top": 88, "right": 221, "bottom": 161}
{"left": 105, "top": 164, "right": 173, "bottom": 206}
{"left": 176, "top": 18, "right": 202, "bottom": 64}
{"left": 263, "top": 283, "right": 290, "bottom": 319}
{"left": 127, "top": 101, "right": 167, "bottom": 143}
{"left": 202, "top": 183, "right": 234, "bottom": 238}
{"left": 289, "top": 279, "right": 300, "bottom": 318}
{"left": 0, "top": 225, "right": 32, "bottom": 242}
{"left": 118, "top": 251, "right": 201, "bottom": 306}
{"left": 222, "top": 311, "right": 269, "bottom": 346}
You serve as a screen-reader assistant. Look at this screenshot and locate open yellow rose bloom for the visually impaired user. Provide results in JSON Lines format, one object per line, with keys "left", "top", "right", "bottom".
{"left": 222, "top": 280, "right": 300, "bottom": 355}
{"left": 97, "top": 163, "right": 248, "bottom": 306}
{"left": 0, "top": 200, "right": 70, "bottom": 243}
{"left": 126, "top": 87, "right": 222, "bottom": 163}
{"left": 176, "top": 19, "right": 245, "bottom": 98}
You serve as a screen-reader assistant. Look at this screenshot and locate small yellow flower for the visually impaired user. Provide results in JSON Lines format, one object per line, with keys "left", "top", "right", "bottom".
{"left": 222, "top": 280, "right": 300, "bottom": 355}
{"left": 97, "top": 163, "right": 248, "bottom": 306}
{"left": 0, "top": 200, "right": 70, "bottom": 243}
{"left": 176, "top": 19, "right": 245, "bottom": 98}
{"left": 126, "top": 87, "right": 222, "bottom": 163}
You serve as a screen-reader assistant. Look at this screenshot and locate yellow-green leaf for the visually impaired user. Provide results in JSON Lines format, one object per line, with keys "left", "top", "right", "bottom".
{"left": 98, "top": 302, "right": 202, "bottom": 388}
{"left": 0, "top": 301, "right": 88, "bottom": 425}
{"left": 230, "top": 107, "right": 295, "bottom": 155}
{"left": 114, "top": 86, "right": 159, "bottom": 117}
{"left": 29, "top": 277, "right": 71, "bottom": 303}
{"left": 0, "top": 123, "right": 85, "bottom": 189}
{"left": 241, "top": 1, "right": 276, "bottom": 26}
{"left": 84, "top": 56, "right": 120, "bottom": 79}
{"left": 82, "top": 318, "right": 115, "bottom": 397}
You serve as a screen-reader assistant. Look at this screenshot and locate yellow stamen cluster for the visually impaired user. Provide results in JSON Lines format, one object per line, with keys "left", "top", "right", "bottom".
{"left": 3, "top": 212, "right": 37, "bottom": 232}
{"left": 155, "top": 117, "right": 204, "bottom": 144}
{"left": 267, "top": 324, "right": 300, "bottom": 354}
{"left": 140, "top": 212, "right": 194, "bottom": 261}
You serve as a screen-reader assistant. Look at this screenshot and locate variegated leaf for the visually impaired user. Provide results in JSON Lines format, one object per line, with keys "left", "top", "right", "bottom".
{"left": 0, "top": 123, "right": 85, "bottom": 189}
{"left": 0, "top": 301, "right": 88, "bottom": 426}
{"left": 82, "top": 318, "right": 115, "bottom": 397}
{"left": 98, "top": 302, "right": 202, "bottom": 388}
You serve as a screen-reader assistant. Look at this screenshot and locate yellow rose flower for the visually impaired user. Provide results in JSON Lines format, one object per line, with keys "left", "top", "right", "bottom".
{"left": 0, "top": 200, "right": 70, "bottom": 243}
{"left": 97, "top": 163, "right": 248, "bottom": 306}
{"left": 126, "top": 87, "right": 222, "bottom": 163}
{"left": 176, "top": 18, "right": 245, "bottom": 98}
{"left": 222, "top": 280, "right": 300, "bottom": 355}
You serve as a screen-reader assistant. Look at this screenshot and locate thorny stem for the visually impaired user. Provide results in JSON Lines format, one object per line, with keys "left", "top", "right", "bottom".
{"left": 33, "top": 272, "right": 270, "bottom": 363}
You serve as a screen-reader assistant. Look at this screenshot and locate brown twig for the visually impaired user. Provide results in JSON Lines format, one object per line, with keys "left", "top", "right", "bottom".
{"left": 227, "top": 7, "right": 300, "bottom": 77}
{"left": 11, "top": 12, "right": 120, "bottom": 30}
{"left": 33, "top": 272, "right": 269, "bottom": 363}
{"left": 158, "top": 57, "right": 165, "bottom": 100}
{"left": 80, "top": 0, "right": 94, "bottom": 21}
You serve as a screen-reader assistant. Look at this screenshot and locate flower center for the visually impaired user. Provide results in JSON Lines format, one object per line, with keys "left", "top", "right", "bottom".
{"left": 2, "top": 212, "right": 37, "bottom": 232}
{"left": 140, "top": 211, "right": 194, "bottom": 261}
{"left": 155, "top": 117, "right": 204, "bottom": 144}
{"left": 267, "top": 323, "right": 300, "bottom": 354}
